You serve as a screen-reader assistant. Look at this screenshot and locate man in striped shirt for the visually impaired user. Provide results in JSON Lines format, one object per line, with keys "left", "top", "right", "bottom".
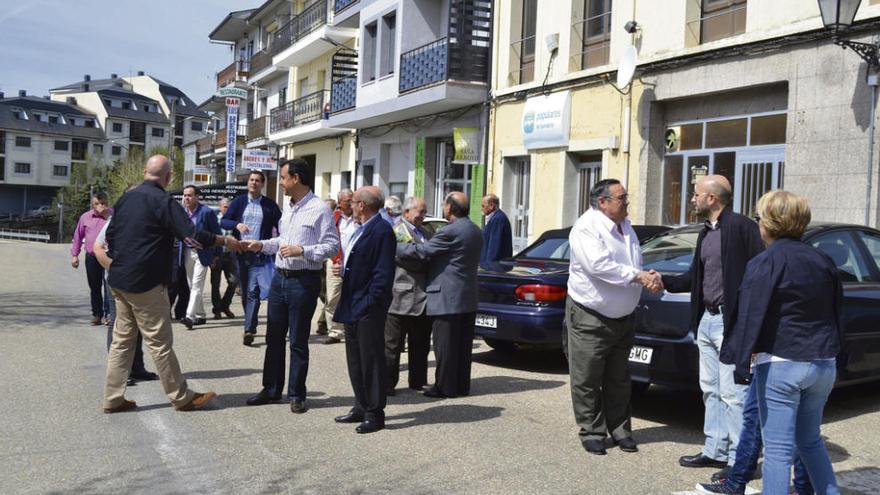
{"left": 242, "top": 158, "right": 339, "bottom": 414}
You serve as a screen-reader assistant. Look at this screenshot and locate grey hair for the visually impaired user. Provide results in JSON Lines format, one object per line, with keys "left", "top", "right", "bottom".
{"left": 385, "top": 195, "right": 403, "bottom": 215}
{"left": 403, "top": 196, "right": 424, "bottom": 212}
{"left": 588, "top": 179, "right": 622, "bottom": 209}
{"left": 219, "top": 197, "right": 230, "bottom": 206}
{"left": 337, "top": 188, "right": 353, "bottom": 200}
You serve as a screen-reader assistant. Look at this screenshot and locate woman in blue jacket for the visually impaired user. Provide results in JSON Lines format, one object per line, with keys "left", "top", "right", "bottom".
{"left": 724, "top": 190, "right": 842, "bottom": 495}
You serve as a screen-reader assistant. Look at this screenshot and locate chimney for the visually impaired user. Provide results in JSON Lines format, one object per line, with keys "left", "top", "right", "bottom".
{"left": 18, "top": 90, "right": 26, "bottom": 97}
{"left": 110, "top": 73, "right": 117, "bottom": 79}
{"left": 84, "top": 74, "right": 91, "bottom": 81}
{"left": 137, "top": 71, "right": 145, "bottom": 76}
{"left": 82, "top": 83, "right": 90, "bottom": 92}
{"left": 66, "top": 97, "right": 77, "bottom": 105}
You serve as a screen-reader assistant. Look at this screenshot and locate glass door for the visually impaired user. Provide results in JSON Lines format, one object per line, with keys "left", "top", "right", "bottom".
{"left": 435, "top": 141, "right": 472, "bottom": 216}
{"left": 510, "top": 157, "right": 531, "bottom": 253}
{"left": 577, "top": 161, "right": 601, "bottom": 215}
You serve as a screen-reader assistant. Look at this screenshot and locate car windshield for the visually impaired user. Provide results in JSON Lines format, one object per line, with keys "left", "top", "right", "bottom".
{"left": 641, "top": 231, "right": 699, "bottom": 274}
{"left": 518, "top": 237, "right": 571, "bottom": 261}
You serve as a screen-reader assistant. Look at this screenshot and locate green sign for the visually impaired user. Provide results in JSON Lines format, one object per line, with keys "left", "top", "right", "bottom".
{"left": 469, "top": 163, "right": 485, "bottom": 225}
{"left": 218, "top": 87, "right": 248, "bottom": 99}
{"left": 414, "top": 138, "right": 425, "bottom": 197}
{"left": 453, "top": 128, "right": 480, "bottom": 164}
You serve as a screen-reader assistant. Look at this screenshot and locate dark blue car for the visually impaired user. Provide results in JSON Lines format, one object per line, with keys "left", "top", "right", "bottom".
{"left": 477, "top": 222, "right": 880, "bottom": 390}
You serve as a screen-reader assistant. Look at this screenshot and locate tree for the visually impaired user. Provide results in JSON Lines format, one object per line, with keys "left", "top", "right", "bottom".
{"left": 105, "top": 146, "right": 183, "bottom": 202}
{"left": 53, "top": 155, "right": 109, "bottom": 240}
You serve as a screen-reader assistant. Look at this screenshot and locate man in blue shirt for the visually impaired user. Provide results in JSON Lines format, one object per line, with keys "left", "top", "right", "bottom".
{"left": 221, "top": 171, "right": 282, "bottom": 346}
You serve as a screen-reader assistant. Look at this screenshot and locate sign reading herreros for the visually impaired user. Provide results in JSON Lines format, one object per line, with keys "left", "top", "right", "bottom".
{"left": 522, "top": 90, "right": 571, "bottom": 150}
{"left": 453, "top": 128, "right": 480, "bottom": 164}
{"left": 242, "top": 149, "right": 276, "bottom": 171}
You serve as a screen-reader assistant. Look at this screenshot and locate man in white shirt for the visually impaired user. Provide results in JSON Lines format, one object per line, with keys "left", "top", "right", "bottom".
{"left": 565, "top": 179, "right": 662, "bottom": 456}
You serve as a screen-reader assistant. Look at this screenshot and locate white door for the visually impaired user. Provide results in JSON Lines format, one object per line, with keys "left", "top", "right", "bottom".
{"left": 734, "top": 148, "right": 785, "bottom": 218}
{"left": 511, "top": 157, "right": 531, "bottom": 253}
{"left": 577, "top": 161, "right": 601, "bottom": 215}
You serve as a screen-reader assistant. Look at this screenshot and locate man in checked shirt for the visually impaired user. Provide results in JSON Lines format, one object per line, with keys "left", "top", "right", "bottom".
{"left": 242, "top": 158, "right": 340, "bottom": 413}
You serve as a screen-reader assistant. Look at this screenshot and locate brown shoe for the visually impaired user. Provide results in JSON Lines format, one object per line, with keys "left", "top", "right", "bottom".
{"left": 104, "top": 399, "right": 137, "bottom": 414}
{"left": 176, "top": 391, "right": 217, "bottom": 411}
{"left": 91, "top": 316, "right": 102, "bottom": 326}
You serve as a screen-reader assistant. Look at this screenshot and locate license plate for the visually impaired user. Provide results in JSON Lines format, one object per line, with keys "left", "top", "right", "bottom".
{"left": 475, "top": 314, "right": 497, "bottom": 328}
{"left": 628, "top": 345, "right": 653, "bottom": 364}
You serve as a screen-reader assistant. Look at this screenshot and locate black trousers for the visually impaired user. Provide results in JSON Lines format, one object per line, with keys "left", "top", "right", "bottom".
{"left": 345, "top": 307, "right": 389, "bottom": 421}
{"left": 210, "top": 252, "right": 239, "bottom": 314}
{"left": 167, "top": 263, "right": 189, "bottom": 320}
{"left": 384, "top": 312, "right": 431, "bottom": 390}
{"left": 431, "top": 312, "right": 476, "bottom": 397}
{"left": 84, "top": 254, "right": 105, "bottom": 318}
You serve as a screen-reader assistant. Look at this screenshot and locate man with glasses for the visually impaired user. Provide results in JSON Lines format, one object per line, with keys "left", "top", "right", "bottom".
{"left": 662, "top": 175, "right": 763, "bottom": 480}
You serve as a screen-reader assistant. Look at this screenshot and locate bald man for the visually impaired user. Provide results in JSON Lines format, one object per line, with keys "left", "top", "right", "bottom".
{"left": 662, "top": 175, "right": 763, "bottom": 477}
{"left": 397, "top": 191, "right": 483, "bottom": 398}
{"left": 480, "top": 193, "right": 512, "bottom": 262}
{"left": 102, "top": 155, "right": 240, "bottom": 413}
{"left": 332, "top": 186, "right": 396, "bottom": 433}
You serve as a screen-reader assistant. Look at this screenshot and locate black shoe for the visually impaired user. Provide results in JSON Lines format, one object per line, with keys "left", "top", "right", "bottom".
{"left": 315, "top": 324, "right": 329, "bottom": 336}
{"left": 181, "top": 317, "right": 194, "bottom": 330}
{"left": 583, "top": 439, "right": 607, "bottom": 455}
{"left": 194, "top": 318, "right": 207, "bottom": 325}
{"left": 355, "top": 419, "right": 384, "bottom": 434}
{"left": 243, "top": 333, "right": 255, "bottom": 346}
{"left": 423, "top": 387, "right": 453, "bottom": 399}
{"left": 223, "top": 309, "right": 235, "bottom": 319}
{"left": 334, "top": 411, "right": 365, "bottom": 423}
{"left": 322, "top": 336, "right": 342, "bottom": 345}
{"left": 130, "top": 371, "right": 159, "bottom": 382}
{"left": 386, "top": 387, "right": 396, "bottom": 397}
{"left": 246, "top": 390, "right": 281, "bottom": 406}
{"left": 711, "top": 466, "right": 731, "bottom": 482}
{"left": 695, "top": 480, "right": 745, "bottom": 494}
{"left": 679, "top": 453, "right": 728, "bottom": 468}
{"left": 290, "top": 399, "right": 307, "bottom": 414}
{"left": 614, "top": 437, "right": 639, "bottom": 453}
{"left": 126, "top": 378, "right": 137, "bottom": 386}
{"left": 213, "top": 312, "right": 223, "bottom": 320}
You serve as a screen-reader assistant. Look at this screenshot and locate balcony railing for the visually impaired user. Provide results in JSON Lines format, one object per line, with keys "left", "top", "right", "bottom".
{"left": 334, "top": 0, "right": 358, "bottom": 14}
{"left": 217, "top": 59, "right": 250, "bottom": 89}
{"left": 249, "top": 50, "right": 273, "bottom": 75}
{"left": 270, "top": 90, "right": 329, "bottom": 133}
{"left": 247, "top": 115, "right": 269, "bottom": 141}
{"left": 196, "top": 136, "right": 213, "bottom": 154}
{"left": 213, "top": 124, "right": 248, "bottom": 148}
{"left": 272, "top": 0, "right": 329, "bottom": 55}
{"left": 330, "top": 49, "right": 358, "bottom": 114}
{"left": 399, "top": 38, "right": 449, "bottom": 93}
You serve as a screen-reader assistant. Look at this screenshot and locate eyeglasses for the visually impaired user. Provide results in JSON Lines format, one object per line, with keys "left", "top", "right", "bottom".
{"left": 603, "top": 194, "right": 628, "bottom": 202}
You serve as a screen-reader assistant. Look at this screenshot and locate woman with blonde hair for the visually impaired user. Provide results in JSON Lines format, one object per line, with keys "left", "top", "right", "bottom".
{"left": 722, "top": 190, "right": 841, "bottom": 495}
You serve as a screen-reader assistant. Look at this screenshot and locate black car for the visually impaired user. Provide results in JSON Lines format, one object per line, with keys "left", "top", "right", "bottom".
{"left": 476, "top": 225, "right": 671, "bottom": 351}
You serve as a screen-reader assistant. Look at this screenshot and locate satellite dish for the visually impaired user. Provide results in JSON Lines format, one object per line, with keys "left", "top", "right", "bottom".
{"left": 616, "top": 45, "right": 638, "bottom": 89}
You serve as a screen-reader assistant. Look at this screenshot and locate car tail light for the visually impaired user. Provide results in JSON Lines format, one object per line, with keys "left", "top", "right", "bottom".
{"left": 515, "top": 284, "right": 567, "bottom": 302}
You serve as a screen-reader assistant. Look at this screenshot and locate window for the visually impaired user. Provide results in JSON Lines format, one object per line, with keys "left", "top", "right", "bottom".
{"left": 574, "top": 0, "right": 612, "bottom": 70}
{"left": 856, "top": 231, "right": 880, "bottom": 275}
{"left": 14, "top": 162, "right": 31, "bottom": 174}
{"left": 810, "top": 231, "right": 872, "bottom": 283}
{"left": 112, "top": 122, "right": 123, "bottom": 133}
{"left": 380, "top": 13, "right": 397, "bottom": 76}
{"left": 700, "top": 0, "right": 747, "bottom": 43}
{"left": 191, "top": 121, "right": 204, "bottom": 132}
{"left": 511, "top": 0, "right": 538, "bottom": 85}
{"left": 0, "top": 157, "right": 4, "bottom": 181}
{"left": 12, "top": 109, "right": 27, "bottom": 120}
{"left": 279, "top": 86, "right": 287, "bottom": 105}
{"left": 389, "top": 181, "right": 406, "bottom": 200}
{"left": 577, "top": 161, "right": 601, "bottom": 215}
{"left": 94, "top": 144, "right": 104, "bottom": 155}
{"left": 130, "top": 121, "right": 146, "bottom": 143}
{"left": 194, "top": 173, "right": 209, "bottom": 182}
{"left": 54, "top": 140, "right": 69, "bottom": 152}
{"left": 85, "top": 119, "right": 95, "bottom": 128}
{"left": 15, "top": 136, "right": 31, "bottom": 148}
{"left": 122, "top": 101, "right": 131, "bottom": 110}
{"left": 750, "top": 114, "right": 787, "bottom": 145}
{"left": 49, "top": 115, "right": 59, "bottom": 124}
{"left": 53, "top": 165, "right": 68, "bottom": 177}
{"left": 32, "top": 113, "right": 45, "bottom": 123}
{"left": 112, "top": 146, "right": 122, "bottom": 156}
{"left": 340, "top": 171, "right": 352, "bottom": 190}
{"left": 362, "top": 164, "right": 374, "bottom": 186}
{"left": 363, "top": 22, "right": 378, "bottom": 82}
{"left": 152, "top": 127, "right": 165, "bottom": 138}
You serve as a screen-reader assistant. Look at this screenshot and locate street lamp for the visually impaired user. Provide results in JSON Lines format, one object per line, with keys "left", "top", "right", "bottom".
{"left": 818, "top": 0, "right": 879, "bottom": 226}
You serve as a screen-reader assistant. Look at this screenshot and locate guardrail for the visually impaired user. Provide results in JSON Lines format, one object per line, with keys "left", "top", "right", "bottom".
{"left": 0, "top": 229, "right": 51, "bottom": 243}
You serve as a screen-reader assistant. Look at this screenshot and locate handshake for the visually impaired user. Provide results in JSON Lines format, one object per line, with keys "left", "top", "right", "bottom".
{"left": 236, "top": 240, "right": 264, "bottom": 253}
{"left": 635, "top": 269, "right": 664, "bottom": 294}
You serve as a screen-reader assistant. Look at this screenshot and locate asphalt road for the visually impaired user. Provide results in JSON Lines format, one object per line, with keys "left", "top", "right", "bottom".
{"left": 1, "top": 241, "right": 878, "bottom": 494}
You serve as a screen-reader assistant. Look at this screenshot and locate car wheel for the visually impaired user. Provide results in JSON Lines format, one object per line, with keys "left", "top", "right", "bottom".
{"left": 483, "top": 337, "right": 517, "bottom": 352}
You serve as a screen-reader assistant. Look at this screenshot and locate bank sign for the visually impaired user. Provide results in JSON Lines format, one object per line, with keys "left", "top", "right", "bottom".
{"left": 522, "top": 91, "right": 571, "bottom": 150}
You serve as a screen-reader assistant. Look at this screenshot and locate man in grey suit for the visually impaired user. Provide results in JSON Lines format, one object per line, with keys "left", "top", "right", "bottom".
{"left": 397, "top": 191, "right": 483, "bottom": 398}
{"left": 385, "top": 196, "right": 433, "bottom": 395}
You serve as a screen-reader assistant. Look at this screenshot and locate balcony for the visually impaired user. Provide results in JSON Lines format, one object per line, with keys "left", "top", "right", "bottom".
{"left": 330, "top": 49, "right": 358, "bottom": 114}
{"left": 247, "top": 50, "right": 288, "bottom": 85}
{"left": 272, "top": 0, "right": 358, "bottom": 68}
{"left": 269, "top": 90, "right": 348, "bottom": 144}
{"left": 247, "top": 115, "right": 269, "bottom": 143}
{"left": 334, "top": 0, "right": 358, "bottom": 14}
{"left": 196, "top": 135, "right": 214, "bottom": 156}
{"left": 213, "top": 124, "right": 247, "bottom": 149}
{"left": 217, "top": 59, "right": 250, "bottom": 89}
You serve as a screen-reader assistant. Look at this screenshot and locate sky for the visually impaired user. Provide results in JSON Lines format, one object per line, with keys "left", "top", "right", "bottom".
{"left": 0, "top": 0, "right": 252, "bottom": 104}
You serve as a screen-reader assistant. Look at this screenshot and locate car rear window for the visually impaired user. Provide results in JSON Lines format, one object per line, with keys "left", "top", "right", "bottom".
{"left": 641, "top": 231, "right": 699, "bottom": 274}
{"left": 518, "top": 237, "right": 571, "bottom": 260}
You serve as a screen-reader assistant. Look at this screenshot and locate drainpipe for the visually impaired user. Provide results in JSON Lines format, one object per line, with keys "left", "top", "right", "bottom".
{"left": 481, "top": 0, "right": 498, "bottom": 206}
{"left": 867, "top": 71, "right": 878, "bottom": 226}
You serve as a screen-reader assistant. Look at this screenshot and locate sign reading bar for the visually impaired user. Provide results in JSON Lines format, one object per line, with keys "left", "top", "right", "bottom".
{"left": 218, "top": 87, "right": 248, "bottom": 99}
{"left": 453, "top": 128, "right": 481, "bottom": 164}
{"left": 242, "top": 149, "right": 277, "bottom": 171}
{"left": 522, "top": 91, "right": 571, "bottom": 150}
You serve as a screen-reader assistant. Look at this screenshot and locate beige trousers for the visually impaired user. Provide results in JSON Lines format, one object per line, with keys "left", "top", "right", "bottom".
{"left": 103, "top": 285, "right": 194, "bottom": 409}
{"left": 322, "top": 258, "right": 345, "bottom": 338}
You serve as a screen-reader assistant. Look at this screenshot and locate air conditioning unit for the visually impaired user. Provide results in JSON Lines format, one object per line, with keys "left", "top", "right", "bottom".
{"left": 664, "top": 126, "right": 681, "bottom": 153}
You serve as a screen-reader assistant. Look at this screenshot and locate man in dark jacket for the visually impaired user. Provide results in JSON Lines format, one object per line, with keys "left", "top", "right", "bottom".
{"left": 221, "top": 170, "right": 282, "bottom": 346}
{"left": 332, "top": 186, "right": 396, "bottom": 434}
{"left": 180, "top": 185, "right": 221, "bottom": 329}
{"left": 480, "top": 193, "right": 513, "bottom": 262}
{"left": 662, "top": 175, "right": 763, "bottom": 477}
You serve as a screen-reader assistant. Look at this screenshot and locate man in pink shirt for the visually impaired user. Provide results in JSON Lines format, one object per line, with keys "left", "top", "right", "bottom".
{"left": 70, "top": 191, "right": 112, "bottom": 325}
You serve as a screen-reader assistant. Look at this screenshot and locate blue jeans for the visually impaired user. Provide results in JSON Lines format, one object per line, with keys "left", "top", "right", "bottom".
{"left": 237, "top": 253, "right": 268, "bottom": 334}
{"left": 697, "top": 310, "right": 748, "bottom": 465}
{"left": 727, "top": 378, "right": 814, "bottom": 494}
{"left": 756, "top": 360, "right": 838, "bottom": 495}
{"left": 262, "top": 271, "right": 320, "bottom": 401}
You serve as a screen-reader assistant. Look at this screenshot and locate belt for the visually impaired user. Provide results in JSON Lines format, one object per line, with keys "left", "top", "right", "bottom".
{"left": 705, "top": 304, "right": 724, "bottom": 315}
{"left": 277, "top": 268, "right": 321, "bottom": 278}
